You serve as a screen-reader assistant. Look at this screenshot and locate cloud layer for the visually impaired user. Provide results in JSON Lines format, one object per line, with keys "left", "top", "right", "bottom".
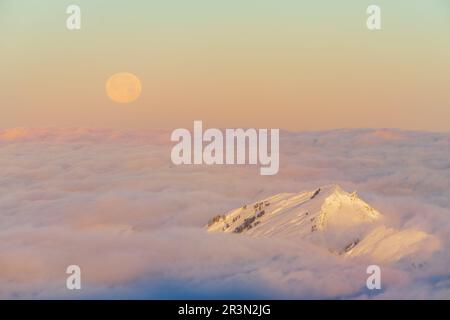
{"left": 0, "top": 128, "right": 449, "bottom": 299}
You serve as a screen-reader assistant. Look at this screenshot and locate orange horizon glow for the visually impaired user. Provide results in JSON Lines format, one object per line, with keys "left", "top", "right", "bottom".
{"left": 1, "top": 1, "right": 449, "bottom": 131}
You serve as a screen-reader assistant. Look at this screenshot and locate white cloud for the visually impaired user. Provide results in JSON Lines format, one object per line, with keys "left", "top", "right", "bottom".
{"left": 0, "top": 128, "right": 449, "bottom": 299}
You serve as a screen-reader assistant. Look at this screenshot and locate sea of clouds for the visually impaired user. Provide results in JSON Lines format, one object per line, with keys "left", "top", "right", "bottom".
{"left": 0, "top": 127, "right": 449, "bottom": 299}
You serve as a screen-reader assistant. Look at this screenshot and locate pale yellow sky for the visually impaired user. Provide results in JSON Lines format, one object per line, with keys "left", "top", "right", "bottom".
{"left": 1, "top": 0, "right": 449, "bottom": 131}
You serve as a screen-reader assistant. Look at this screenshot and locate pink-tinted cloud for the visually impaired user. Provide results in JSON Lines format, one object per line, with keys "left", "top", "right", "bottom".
{"left": 0, "top": 128, "right": 449, "bottom": 299}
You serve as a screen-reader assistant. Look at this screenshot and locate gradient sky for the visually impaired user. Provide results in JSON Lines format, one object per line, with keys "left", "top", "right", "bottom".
{"left": 1, "top": 0, "right": 449, "bottom": 131}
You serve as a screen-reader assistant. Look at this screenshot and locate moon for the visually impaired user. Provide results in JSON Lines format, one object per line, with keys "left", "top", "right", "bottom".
{"left": 106, "top": 72, "right": 142, "bottom": 104}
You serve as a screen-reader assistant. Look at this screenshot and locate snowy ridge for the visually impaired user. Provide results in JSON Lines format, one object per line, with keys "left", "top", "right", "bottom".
{"left": 206, "top": 185, "right": 440, "bottom": 262}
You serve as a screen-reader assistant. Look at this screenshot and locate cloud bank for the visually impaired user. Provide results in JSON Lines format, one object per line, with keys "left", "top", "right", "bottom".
{"left": 0, "top": 128, "right": 449, "bottom": 299}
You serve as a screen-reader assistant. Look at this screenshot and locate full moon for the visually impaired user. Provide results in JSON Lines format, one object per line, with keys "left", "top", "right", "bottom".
{"left": 106, "top": 72, "right": 142, "bottom": 104}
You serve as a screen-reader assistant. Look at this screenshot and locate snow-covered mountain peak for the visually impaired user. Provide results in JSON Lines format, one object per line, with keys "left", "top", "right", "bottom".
{"left": 316, "top": 185, "right": 381, "bottom": 229}
{"left": 207, "top": 185, "right": 380, "bottom": 235}
{"left": 206, "top": 185, "right": 439, "bottom": 263}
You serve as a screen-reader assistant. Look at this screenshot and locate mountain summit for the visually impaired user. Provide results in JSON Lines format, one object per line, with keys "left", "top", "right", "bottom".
{"left": 206, "top": 185, "right": 439, "bottom": 262}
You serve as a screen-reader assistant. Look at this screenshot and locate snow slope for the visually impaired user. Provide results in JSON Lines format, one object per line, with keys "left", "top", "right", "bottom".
{"left": 207, "top": 185, "right": 439, "bottom": 262}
